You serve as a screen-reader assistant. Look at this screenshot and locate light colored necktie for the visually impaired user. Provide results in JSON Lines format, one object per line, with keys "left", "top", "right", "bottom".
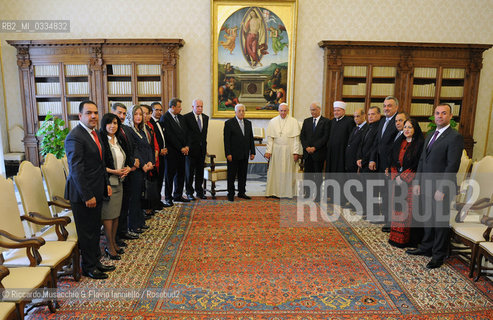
{"left": 197, "top": 115, "right": 202, "bottom": 132}
{"left": 394, "top": 131, "right": 402, "bottom": 141}
{"left": 382, "top": 118, "right": 390, "bottom": 137}
{"left": 239, "top": 120, "right": 245, "bottom": 135}
{"left": 174, "top": 115, "right": 181, "bottom": 127}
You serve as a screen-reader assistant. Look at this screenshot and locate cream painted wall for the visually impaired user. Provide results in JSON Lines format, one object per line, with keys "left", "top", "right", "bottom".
{"left": 1, "top": 0, "right": 492, "bottom": 158}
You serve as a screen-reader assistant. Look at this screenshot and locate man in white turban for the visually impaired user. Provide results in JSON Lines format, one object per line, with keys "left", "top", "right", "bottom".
{"left": 325, "top": 100, "right": 355, "bottom": 204}
{"left": 265, "top": 103, "right": 302, "bottom": 198}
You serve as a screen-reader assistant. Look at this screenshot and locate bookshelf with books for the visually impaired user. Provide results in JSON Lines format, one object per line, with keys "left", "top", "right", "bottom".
{"left": 340, "top": 65, "right": 397, "bottom": 112}
{"left": 8, "top": 38, "right": 184, "bottom": 166}
{"left": 410, "top": 67, "right": 465, "bottom": 123}
{"left": 64, "top": 64, "right": 90, "bottom": 125}
{"left": 34, "top": 64, "right": 62, "bottom": 126}
{"left": 105, "top": 63, "right": 164, "bottom": 108}
{"left": 319, "top": 41, "right": 491, "bottom": 155}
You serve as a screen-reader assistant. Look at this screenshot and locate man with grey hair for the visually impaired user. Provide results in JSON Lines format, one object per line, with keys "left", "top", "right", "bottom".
{"left": 265, "top": 103, "right": 302, "bottom": 198}
{"left": 224, "top": 104, "right": 256, "bottom": 201}
{"left": 300, "top": 102, "right": 330, "bottom": 200}
{"left": 183, "top": 99, "right": 209, "bottom": 200}
{"left": 369, "top": 96, "right": 399, "bottom": 231}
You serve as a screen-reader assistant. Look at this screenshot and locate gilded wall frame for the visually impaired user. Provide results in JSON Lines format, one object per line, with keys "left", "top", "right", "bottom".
{"left": 211, "top": 0, "right": 298, "bottom": 118}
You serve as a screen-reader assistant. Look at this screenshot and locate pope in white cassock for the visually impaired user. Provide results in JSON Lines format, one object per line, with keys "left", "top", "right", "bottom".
{"left": 265, "top": 103, "right": 302, "bottom": 198}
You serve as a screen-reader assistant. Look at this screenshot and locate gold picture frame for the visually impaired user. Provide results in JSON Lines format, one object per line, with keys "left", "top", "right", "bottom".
{"left": 211, "top": 0, "right": 298, "bottom": 118}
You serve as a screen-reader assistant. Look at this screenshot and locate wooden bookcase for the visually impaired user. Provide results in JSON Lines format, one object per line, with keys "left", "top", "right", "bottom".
{"left": 318, "top": 41, "right": 491, "bottom": 156}
{"left": 7, "top": 39, "right": 184, "bottom": 166}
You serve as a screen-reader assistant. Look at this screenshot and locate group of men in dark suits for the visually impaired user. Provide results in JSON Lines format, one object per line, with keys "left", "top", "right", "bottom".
{"left": 65, "top": 98, "right": 210, "bottom": 279}
{"left": 156, "top": 98, "right": 209, "bottom": 206}
{"left": 299, "top": 97, "right": 463, "bottom": 269}
{"left": 66, "top": 97, "right": 461, "bottom": 276}
{"left": 65, "top": 101, "right": 116, "bottom": 279}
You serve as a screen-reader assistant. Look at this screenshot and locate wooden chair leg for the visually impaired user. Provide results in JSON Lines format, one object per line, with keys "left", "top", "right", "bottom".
{"left": 474, "top": 250, "right": 483, "bottom": 281}
{"left": 211, "top": 181, "right": 217, "bottom": 199}
{"left": 49, "top": 269, "right": 59, "bottom": 310}
{"left": 469, "top": 244, "right": 477, "bottom": 278}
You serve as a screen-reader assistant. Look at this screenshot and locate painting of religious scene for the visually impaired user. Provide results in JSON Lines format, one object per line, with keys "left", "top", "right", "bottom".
{"left": 217, "top": 6, "right": 289, "bottom": 113}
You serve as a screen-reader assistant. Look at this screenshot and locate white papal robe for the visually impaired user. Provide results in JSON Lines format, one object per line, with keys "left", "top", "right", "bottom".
{"left": 265, "top": 115, "right": 302, "bottom": 198}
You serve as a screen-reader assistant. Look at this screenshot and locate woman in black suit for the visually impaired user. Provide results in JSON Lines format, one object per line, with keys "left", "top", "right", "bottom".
{"left": 100, "top": 113, "right": 131, "bottom": 259}
{"left": 124, "top": 104, "right": 154, "bottom": 234}
{"left": 388, "top": 118, "right": 424, "bottom": 248}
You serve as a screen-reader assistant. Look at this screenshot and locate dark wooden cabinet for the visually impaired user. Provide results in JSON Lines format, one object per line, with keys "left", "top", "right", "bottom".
{"left": 318, "top": 41, "right": 491, "bottom": 156}
{"left": 8, "top": 39, "right": 184, "bottom": 166}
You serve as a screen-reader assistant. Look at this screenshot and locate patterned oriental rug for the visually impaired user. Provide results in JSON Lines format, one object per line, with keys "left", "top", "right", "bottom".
{"left": 28, "top": 198, "right": 493, "bottom": 319}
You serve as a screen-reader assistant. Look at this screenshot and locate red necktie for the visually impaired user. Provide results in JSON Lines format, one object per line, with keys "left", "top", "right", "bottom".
{"left": 91, "top": 130, "right": 102, "bottom": 160}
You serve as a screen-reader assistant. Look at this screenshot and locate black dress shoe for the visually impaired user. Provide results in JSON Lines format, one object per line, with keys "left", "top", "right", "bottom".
{"left": 105, "top": 248, "right": 121, "bottom": 260}
{"left": 197, "top": 194, "right": 207, "bottom": 200}
{"left": 381, "top": 226, "right": 391, "bottom": 233}
{"left": 116, "top": 239, "right": 127, "bottom": 247}
{"left": 173, "top": 197, "right": 190, "bottom": 203}
{"left": 426, "top": 259, "right": 444, "bottom": 269}
{"left": 82, "top": 269, "right": 108, "bottom": 280}
{"left": 237, "top": 194, "right": 251, "bottom": 200}
{"left": 130, "top": 228, "right": 144, "bottom": 234}
{"left": 186, "top": 194, "right": 196, "bottom": 201}
{"left": 116, "top": 248, "right": 125, "bottom": 254}
{"left": 406, "top": 248, "right": 432, "bottom": 257}
{"left": 144, "top": 209, "right": 155, "bottom": 216}
{"left": 163, "top": 200, "right": 174, "bottom": 207}
{"left": 140, "top": 224, "right": 150, "bottom": 230}
{"left": 228, "top": 195, "right": 234, "bottom": 202}
{"left": 120, "top": 232, "right": 139, "bottom": 240}
{"left": 97, "top": 264, "right": 116, "bottom": 272}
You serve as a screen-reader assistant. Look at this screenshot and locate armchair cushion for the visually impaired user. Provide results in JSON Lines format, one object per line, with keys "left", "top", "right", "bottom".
{"left": 2, "top": 241, "right": 76, "bottom": 268}
{"left": 1, "top": 267, "right": 51, "bottom": 292}
{"left": 204, "top": 166, "right": 228, "bottom": 182}
{"left": 0, "top": 302, "right": 16, "bottom": 319}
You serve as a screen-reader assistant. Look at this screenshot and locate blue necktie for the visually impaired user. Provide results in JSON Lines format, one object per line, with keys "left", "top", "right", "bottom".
{"left": 312, "top": 118, "right": 316, "bottom": 132}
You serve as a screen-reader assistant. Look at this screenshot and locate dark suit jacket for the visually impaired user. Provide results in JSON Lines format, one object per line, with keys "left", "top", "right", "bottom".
{"left": 183, "top": 111, "right": 209, "bottom": 158}
{"left": 65, "top": 124, "right": 108, "bottom": 203}
{"left": 300, "top": 116, "right": 330, "bottom": 162}
{"left": 345, "top": 122, "right": 368, "bottom": 172}
{"left": 357, "top": 121, "right": 379, "bottom": 170}
{"left": 128, "top": 126, "right": 154, "bottom": 167}
{"left": 149, "top": 117, "right": 165, "bottom": 150}
{"left": 417, "top": 127, "right": 463, "bottom": 191}
{"left": 161, "top": 111, "right": 188, "bottom": 158}
{"left": 224, "top": 117, "right": 255, "bottom": 160}
{"left": 370, "top": 114, "right": 398, "bottom": 172}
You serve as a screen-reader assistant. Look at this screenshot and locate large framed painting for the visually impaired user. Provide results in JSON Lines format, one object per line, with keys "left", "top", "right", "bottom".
{"left": 212, "top": 0, "right": 298, "bottom": 118}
